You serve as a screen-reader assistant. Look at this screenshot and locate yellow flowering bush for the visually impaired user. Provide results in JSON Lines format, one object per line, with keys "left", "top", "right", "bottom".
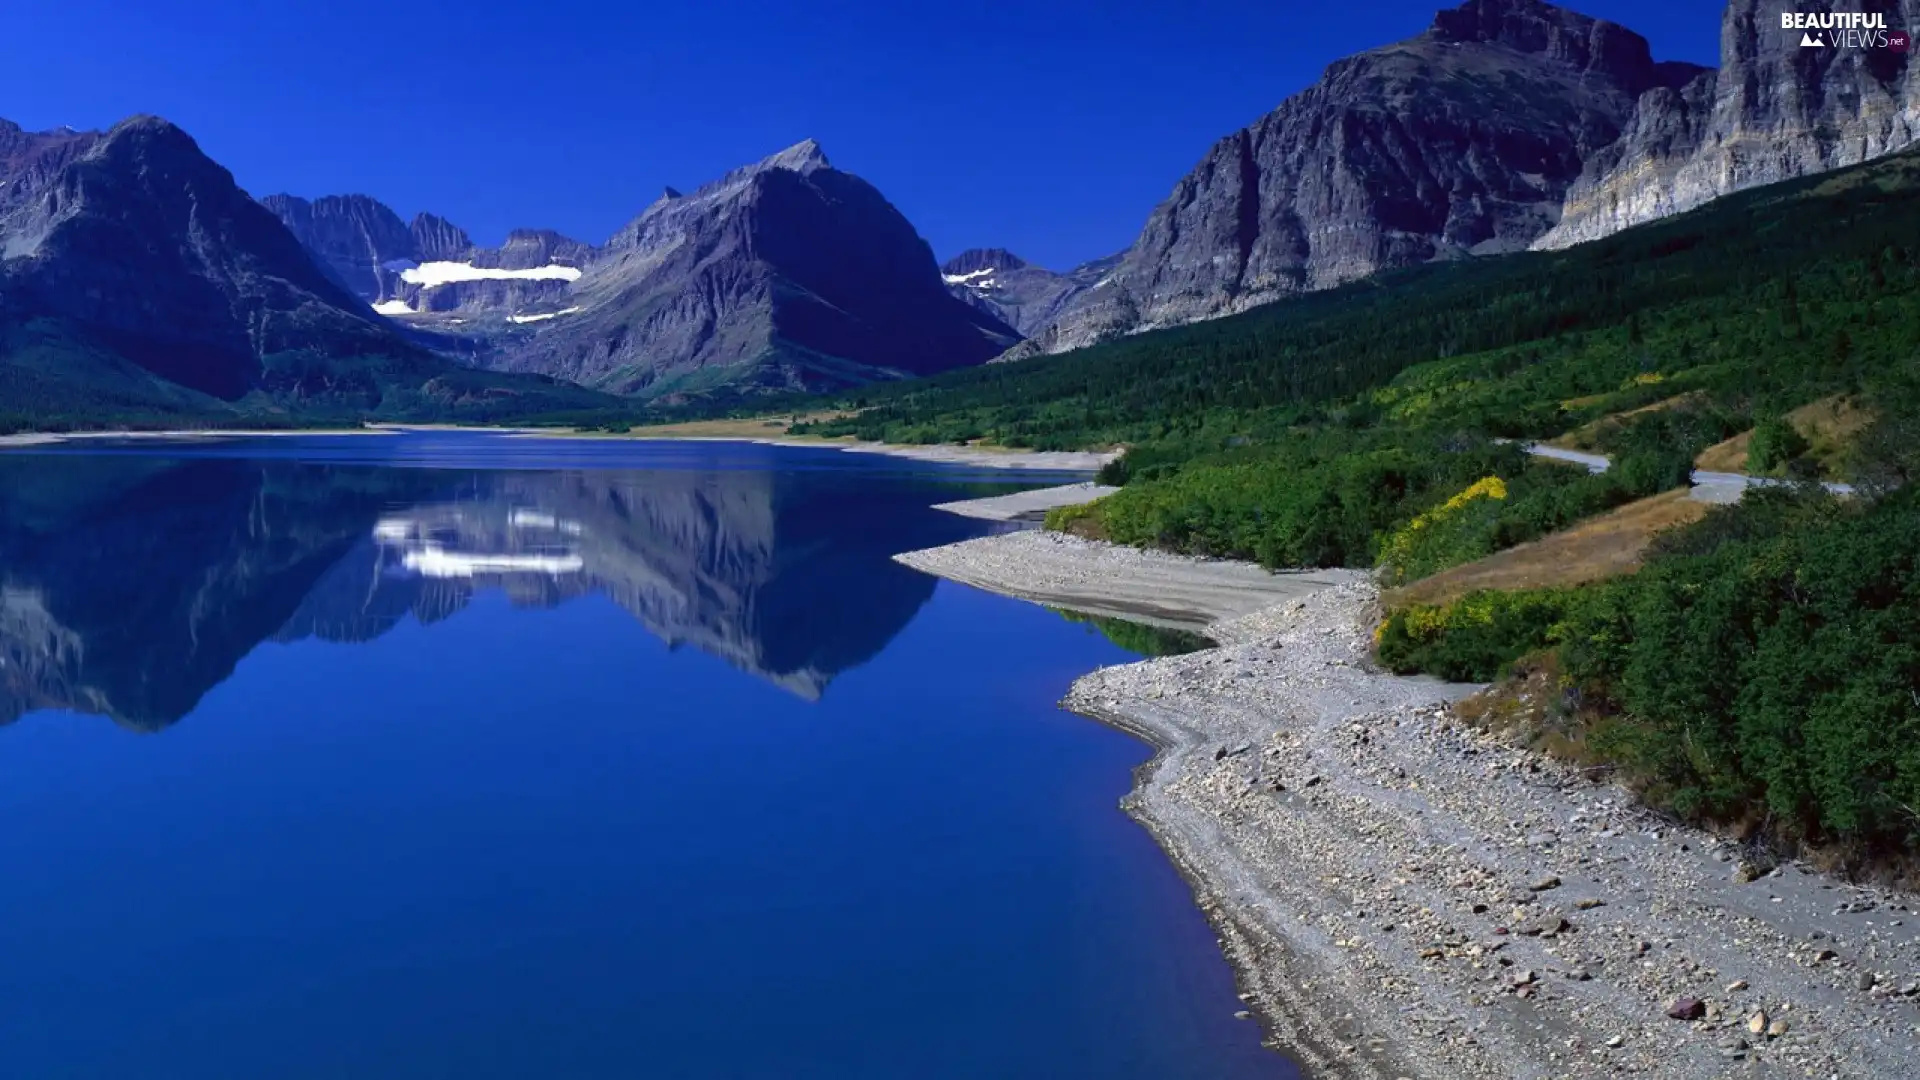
{"left": 1377, "top": 476, "right": 1508, "bottom": 584}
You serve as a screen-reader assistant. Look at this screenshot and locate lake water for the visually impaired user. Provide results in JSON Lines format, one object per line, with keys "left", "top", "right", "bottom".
{"left": 0, "top": 433, "right": 1295, "bottom": 1080}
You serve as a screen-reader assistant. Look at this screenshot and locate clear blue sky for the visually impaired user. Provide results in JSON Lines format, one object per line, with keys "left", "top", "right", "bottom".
{"left": 2, "top": 0, "right": 1720, "bottom": 270}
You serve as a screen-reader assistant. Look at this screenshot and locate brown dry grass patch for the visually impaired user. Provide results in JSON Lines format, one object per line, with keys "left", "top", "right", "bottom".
{"left": 1388, "top": 489, "right": 1707, "bottom": 608}
{"left": 1693, "top": 394, "right": 1875, "bottom": 474}
{"left": 1548, "top": 391, "right": 1706, "bottom": 450}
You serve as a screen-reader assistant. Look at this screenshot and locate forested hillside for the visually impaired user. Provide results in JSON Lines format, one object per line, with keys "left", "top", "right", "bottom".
{"left": 801, "top": 148, "right": 1920, "bottom": 572}
{"left": 800, "top": 150, "right": 1920, "bottom": 865}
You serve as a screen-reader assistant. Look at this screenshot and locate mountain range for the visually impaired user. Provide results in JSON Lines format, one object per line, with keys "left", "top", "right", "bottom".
{"left": 3, "top": 0, "right": 1916, "bottom": 417}
{"left": 0, "top": 115, "right": 618, "bottom": 427}
{"left": 264, "top": 140, "right": 1019, "bottom": 397}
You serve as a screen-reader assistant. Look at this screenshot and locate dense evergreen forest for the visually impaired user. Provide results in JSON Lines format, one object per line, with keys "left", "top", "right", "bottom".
{"left": 799, "top": 150, "right": 1920, "bottom": 864}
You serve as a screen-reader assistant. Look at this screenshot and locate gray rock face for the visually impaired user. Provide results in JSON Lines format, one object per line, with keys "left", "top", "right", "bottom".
{"left": 1, "top": 116, "right": 403, "bottom": 399}
{"left": 255, "top": 193, "right": 415, "bottom": 300}
{"left": 408, "top": 212, "right": 471, "bottom": 262}
{"left": 478, "top": 228, "right": 594, "bottom": 270}
{"left": 1538, "top": 0, "right": 1919, "bottom": 248}
{"left": 941, "top": 248, "right": 1122, "bottom": 337}
{"left": 1017, "top": 0, "right": 1705, "bottom": 357}
{"left": 499, "top": 139, "right": 1019, "bottom": 395}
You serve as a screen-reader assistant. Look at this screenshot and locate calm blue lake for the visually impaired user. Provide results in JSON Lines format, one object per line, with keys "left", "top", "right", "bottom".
{"left": 0, "top": 433, "right": 1294, "bottom": 1080}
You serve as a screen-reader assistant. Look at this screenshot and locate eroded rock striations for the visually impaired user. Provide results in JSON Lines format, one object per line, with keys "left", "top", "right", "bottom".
{"left": 1539, "top": 0, "right": 1919, "bottom": 248}
{"left": 1008, "top": 0, "right": 1705, "bottom": 358}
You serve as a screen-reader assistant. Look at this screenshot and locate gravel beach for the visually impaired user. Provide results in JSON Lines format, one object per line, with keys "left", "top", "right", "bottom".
{"left": 900, "top": 531, "right": 1920, "bottom": 1078}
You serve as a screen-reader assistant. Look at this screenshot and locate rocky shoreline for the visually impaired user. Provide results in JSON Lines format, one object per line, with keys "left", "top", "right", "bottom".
{"left": 1066, "top": 580, "right": 1920, "bottom": 1079}
{"left": 893, "top": 529, "right": 1920, "bottom": 1078}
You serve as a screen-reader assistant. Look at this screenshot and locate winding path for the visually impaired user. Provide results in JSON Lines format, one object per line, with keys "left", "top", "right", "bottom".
{"left": 1519, "top": 443, "right": 1857, "bottom": 501}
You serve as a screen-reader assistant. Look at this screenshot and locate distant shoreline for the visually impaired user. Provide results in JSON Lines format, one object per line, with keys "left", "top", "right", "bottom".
{"left": 0, "top": 427, "right": 394, "bottom": 448}
{"left": 0, "top": 422, "right": 1115, "bottom": 472}
{"left": 506, "top": 422, "right": 1119, "bottom": 472}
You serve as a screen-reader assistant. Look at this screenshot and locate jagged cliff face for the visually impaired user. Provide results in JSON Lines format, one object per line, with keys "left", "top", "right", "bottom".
{"left": 259, "top": 193, "right": 586, "bottom": 317}
{"left": 254, "top": 193, "right": 417, "bottom": 299}
{"left": 1539, "top": 0, "right": 1918, "bottom": 248}
{"left": 498, "top": 140, "right": 1019, "bottom": 395}
{"left": 1011, "top": 0, "right": 1706, "bottom": 357}
{"left": 0, "top": 117, "right": 405, "bottom": 399}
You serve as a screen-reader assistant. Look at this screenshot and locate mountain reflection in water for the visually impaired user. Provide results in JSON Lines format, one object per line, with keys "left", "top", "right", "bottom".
{"left": 0, "top": 444, "right": 999, "bottom": 730}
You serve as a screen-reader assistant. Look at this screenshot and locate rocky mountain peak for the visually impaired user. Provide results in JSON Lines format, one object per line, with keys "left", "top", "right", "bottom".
{"left": 502, "top": 140, "right": 1016, "bottom": 394}
{"left": 90, "top": 115, "right": 234, "bottom": 182}
{"left": 258, "top": 192, "right": 416, "bottom": 299}
{"left": 943, "top": 248, "right": 1030, "bottom": 276}
{"left": 408, "top": 211, "right": 472, "bottom": 262}
{"left": 1003, "top": 0, "right": 1702, "bottom": 360}
{"left": 485, "top": 228, "right": 592, "bottom": 270}
{"left": 1538, "top": 0, "right": 1919, "bottom": 250}
{"left": 0, "top": 121, "right": 100, "bottom": 214}
{"left": 1, "top": 110, "right": 402, "bottom": 400}
{"left": 759, "top": 138, "right": 829, "bottom": 174}
{"left": 1426, "top": 0, "right": 1703, "bottom": 95}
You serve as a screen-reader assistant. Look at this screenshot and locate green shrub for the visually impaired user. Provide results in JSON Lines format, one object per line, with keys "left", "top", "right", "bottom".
{"left": 1375, "top": 589, "right": 1574, "bottom": 682}
{"left": 1389, "top": 490, "right": 1920, "bottom": 850}
{"left": 1747, "top": 416, "right": 1811, "bottom": 474}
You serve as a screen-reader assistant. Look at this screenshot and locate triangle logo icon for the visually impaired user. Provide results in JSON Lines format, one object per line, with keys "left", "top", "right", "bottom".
{"left": 1801, "top": 31, "right": 1825, "bottom": 47}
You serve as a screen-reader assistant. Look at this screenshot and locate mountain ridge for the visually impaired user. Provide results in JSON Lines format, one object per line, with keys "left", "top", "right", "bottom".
{"left": 998, "top": 0, "right": 1708, "bottom": 359}
{"left": 272, "top": 139, "right": 1020, "bottom": 397}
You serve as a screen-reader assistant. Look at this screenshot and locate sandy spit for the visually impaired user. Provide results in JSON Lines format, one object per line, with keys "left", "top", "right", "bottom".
{"left": 896, "top": 530, "right": 1920, "bottom": 1078}
{"left": 515, "top": 427, "right": 1118, "bottom": 472}
{"left": 930, "top": 482, "right": 1120, "bottom": 522}
{"left": 895, "top": 531, "right": 1357, "bottom": 630}
{"left": 686, "top": 436, "right": 1115, "bottom": 471}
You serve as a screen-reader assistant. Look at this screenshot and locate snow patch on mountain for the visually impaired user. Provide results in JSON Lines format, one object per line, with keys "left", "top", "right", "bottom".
{"left": 508, "top": 306, "right": 583, "bottom": 324}
{"left": 400, "top": 261, "right": 583, "bottom": 289}
{"left": 942, "top": 267, "right": 997, "bottom": 287}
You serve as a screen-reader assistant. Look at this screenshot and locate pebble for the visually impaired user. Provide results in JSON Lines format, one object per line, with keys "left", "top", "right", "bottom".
{"left": 1666, "top": 997, "right": 1706, "bottom": 1021}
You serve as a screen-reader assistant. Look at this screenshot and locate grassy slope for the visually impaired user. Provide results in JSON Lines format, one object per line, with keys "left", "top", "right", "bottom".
{"left": 1386, "top": 489, "right": 1708, "bottom": 607}
{"left": 1693, "top": 394, "right": 1876, "bottom": 474}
